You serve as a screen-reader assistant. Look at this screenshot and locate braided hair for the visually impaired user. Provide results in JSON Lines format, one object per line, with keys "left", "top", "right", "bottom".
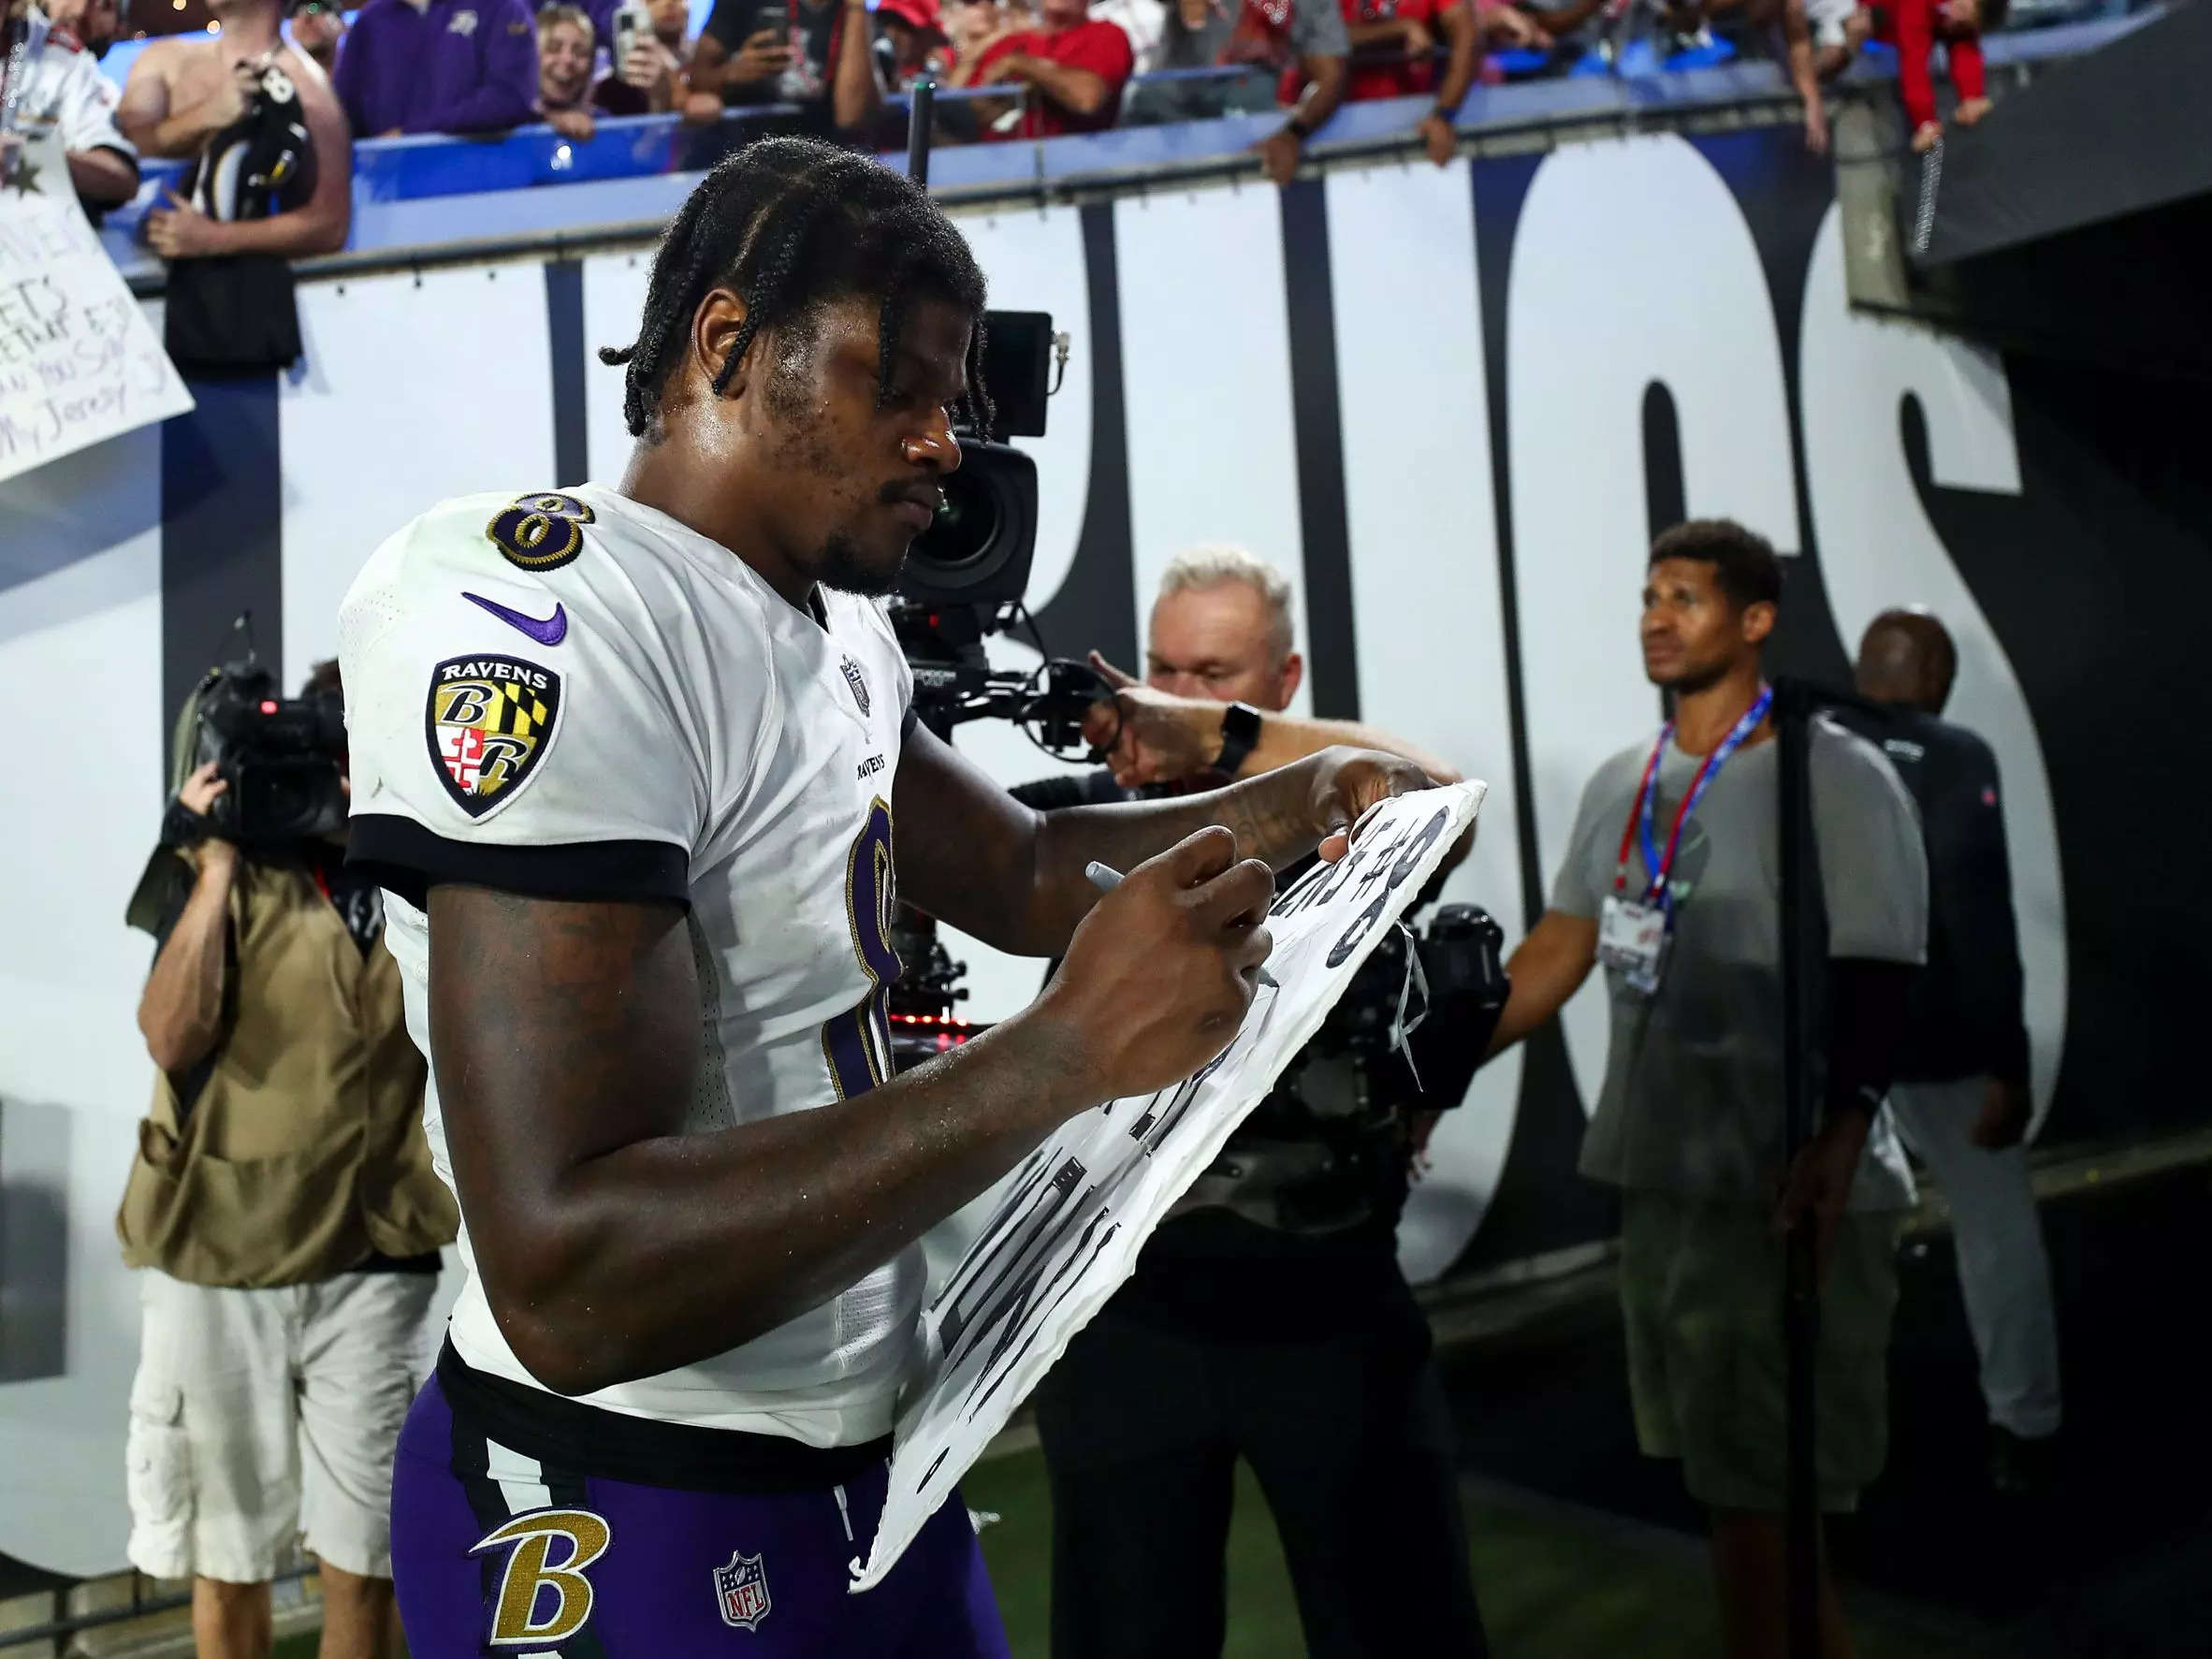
{"left": 600, "top": 138, "right": 992, "bottom": 443}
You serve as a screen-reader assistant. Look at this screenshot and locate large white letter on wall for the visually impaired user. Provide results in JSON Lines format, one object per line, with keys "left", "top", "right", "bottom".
{"left": 1325, "top": 158, "right": 1525, "bottom": 1277}
{"left": 282, "top": 265, "right": 558, "bottom": 682}
{"left": 1797, "top": 208, "right": 2067, "bottom": 1127}
{"left": 1506, "top": 134, "right": 1801, "bottom": 1111}
{"left": 1115, "top": 184, "right": 1312, "bottom": 714}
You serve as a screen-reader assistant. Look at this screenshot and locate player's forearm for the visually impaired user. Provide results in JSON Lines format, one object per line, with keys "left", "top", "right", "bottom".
{"left": 486, "top": 1011, "right": 1100, "bottom": 1395}
{"left": 1018, "top": 752, "right": 1333, "bottom": 953}
{"left": 138, "top": 864, "right": 232, "bottom": 1072}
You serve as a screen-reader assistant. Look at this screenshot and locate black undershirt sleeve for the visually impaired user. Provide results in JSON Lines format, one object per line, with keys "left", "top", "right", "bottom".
{"left": 1826, "top": 957, "right": 1914, "bottom": 1123}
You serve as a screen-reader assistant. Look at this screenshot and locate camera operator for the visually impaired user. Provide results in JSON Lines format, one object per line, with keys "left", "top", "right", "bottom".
{"left": 118, "top": 660, "right": 458, "bottom": 1659}
{"left": 1017, "top": 546, "right": 1493, "bottom": 1659}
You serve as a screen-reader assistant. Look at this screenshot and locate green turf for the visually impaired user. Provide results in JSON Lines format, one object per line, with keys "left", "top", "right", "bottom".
{"left": 965, "top": 1448, "right": 1985, "bottom": 1659}
{"left": 275, "top": 1448, "right": 1982, "bottom": 1658}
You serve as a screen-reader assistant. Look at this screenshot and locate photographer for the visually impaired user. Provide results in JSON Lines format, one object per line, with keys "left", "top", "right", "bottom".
{"left": 1019, "top": 546, "right": 1493, "bottom": 1659}
{"left": 118, "top": 661, "right": 457, "bottom": 1659}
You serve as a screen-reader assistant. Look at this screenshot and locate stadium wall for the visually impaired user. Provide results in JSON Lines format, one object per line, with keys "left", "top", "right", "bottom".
{"left": 3, "top": 125, "right": 2201, "bottom": 1577}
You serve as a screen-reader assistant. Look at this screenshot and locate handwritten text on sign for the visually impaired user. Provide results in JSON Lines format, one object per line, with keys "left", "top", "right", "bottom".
{"left": 0, "top": 168, "right": 193, "bottom": 485}
{"left": 852, "top": 781, "right": 1488, "bottom": 1591}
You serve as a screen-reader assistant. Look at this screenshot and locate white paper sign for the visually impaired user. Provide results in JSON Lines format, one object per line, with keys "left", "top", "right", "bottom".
{"left": 0, "top": 142, "right": 193, "bottom": 485}
{"left": 853, "top": 781, "right": 1489, "bottom": 1591}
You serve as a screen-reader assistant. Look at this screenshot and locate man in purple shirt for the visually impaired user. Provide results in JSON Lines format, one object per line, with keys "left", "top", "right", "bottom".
{"left": 334, "top": 0, "right": 539, "bottom": 137}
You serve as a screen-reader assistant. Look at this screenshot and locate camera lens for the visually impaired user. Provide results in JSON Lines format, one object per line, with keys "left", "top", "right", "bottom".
{"left": 911, "top": 471, "right": 1005, "bottom": 578}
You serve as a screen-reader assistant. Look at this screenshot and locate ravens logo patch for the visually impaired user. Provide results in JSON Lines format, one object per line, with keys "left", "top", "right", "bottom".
{"left": 425, "top": 654, "right": 562, "bottom": 819}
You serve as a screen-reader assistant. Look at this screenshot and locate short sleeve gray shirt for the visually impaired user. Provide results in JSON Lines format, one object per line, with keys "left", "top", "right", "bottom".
{"left": 1551, "top": 716, "right": 1928, "bottom": 1211}
{"left": 1157, "top": 0, "right": 1348, "bottom": 72}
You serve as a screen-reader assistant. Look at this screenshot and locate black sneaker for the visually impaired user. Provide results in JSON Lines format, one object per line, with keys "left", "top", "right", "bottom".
{"left": 1987, "top": 1424, "right": 2058, "bottom": 1497}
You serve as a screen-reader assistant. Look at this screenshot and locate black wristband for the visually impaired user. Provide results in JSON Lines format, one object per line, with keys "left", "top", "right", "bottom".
{"left": 1215, "top": 702, "right": 1263, "bottom": 776}
{"left": 1285, "top": 114, "right": 1316, "bottom": 140}
{"left": 1430, "top": 101, "right": 1460, "bottom": 124}
{"left": 161, "top": 799, "right": 211, "bottom": 850}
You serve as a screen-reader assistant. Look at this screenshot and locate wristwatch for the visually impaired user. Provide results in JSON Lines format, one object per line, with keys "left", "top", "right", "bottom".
{"left": 1214, "top": 702, "right": 1263, "bottom": 776}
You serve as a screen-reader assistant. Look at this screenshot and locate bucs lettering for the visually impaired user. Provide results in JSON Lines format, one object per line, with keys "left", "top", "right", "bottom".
{"left": 468, "top": 1507, "right": 611, "bottom": 1648}
{"left": 424, "top": 653, "right": 563, "bottom": 820}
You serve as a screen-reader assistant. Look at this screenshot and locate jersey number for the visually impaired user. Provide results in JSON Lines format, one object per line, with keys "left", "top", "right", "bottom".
{"left": 821, "top": 800, "right": 903, "bottom": 1099}
{"left": 486, "top": 491, "right": 594, "bottom": 572}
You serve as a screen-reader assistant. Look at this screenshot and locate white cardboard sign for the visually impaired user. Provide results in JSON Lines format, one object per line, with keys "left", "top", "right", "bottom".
{"left": 854, "top": 781, "right": 1488, "bottom": 1590}
{"left": 0, "top": 138, "right": 193, "bottom": 485}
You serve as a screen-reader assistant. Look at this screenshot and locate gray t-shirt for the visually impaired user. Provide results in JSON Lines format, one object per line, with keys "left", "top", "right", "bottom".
{"left": 1157, "top": 0, "right": 1349, "bottom": 73}
{"left": 1551, "top": 716, "right": 1928, "bottom": 1211}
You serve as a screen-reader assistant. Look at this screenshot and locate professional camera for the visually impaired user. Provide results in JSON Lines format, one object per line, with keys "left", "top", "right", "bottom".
{"left": 177, "top": 656, "right": 348, "bottom": 847}
{"left": 891, "top": 310, "right": 1105, "bottom": 751}
{"left": 1176, "top": 903, "right": 1510, "bottom": 1238}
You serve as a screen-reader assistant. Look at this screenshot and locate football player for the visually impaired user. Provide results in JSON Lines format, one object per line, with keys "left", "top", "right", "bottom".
{"left": 340, "top": 137, "right": 1433, "bottom": 1655}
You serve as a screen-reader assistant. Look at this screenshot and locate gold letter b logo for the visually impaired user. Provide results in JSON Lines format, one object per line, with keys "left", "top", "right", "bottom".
{"left": 470, "top": 1508, "right": 613, "bottom": 1647}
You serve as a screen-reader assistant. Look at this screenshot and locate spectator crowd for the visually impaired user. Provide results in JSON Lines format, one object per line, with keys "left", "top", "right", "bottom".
{"left": 3, "top": 0, "right": 2031, "bottom": 249}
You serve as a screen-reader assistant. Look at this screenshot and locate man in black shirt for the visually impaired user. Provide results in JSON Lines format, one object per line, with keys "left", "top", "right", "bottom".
{"left": 1844, "top": 608, "right": 2061, "bottom": 1490}
{"left": 686, "top": 0, "right": 881, "bottom": 134}
{"left": 1015, "top": 546, "right": 1489, "bottom": 1659}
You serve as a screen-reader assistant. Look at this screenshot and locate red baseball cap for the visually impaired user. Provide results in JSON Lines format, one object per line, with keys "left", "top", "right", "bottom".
{"left": 877, "top": 0, "right": 947, "bottom": 36}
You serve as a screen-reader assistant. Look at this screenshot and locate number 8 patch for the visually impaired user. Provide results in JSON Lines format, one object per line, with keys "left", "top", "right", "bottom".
{"left": 486, "top": 491, "right": 594, "bottom": 572}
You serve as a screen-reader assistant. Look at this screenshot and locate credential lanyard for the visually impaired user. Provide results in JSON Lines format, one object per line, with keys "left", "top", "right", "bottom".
{"left": 1611, "top": 684, "right": 1774, "bottom": 910}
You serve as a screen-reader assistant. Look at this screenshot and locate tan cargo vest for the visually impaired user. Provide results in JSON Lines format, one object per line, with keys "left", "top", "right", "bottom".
{"left": 117, "top": 852, "right": 458, "bottom": 1288}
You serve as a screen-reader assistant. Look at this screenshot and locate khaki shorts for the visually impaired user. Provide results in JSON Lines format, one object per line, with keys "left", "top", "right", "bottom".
{"left": 126, "top": 1267, "right": 441, "bottom": 1582}
{"left": 1619, "top": 1192, "right": 1902, "bottom": 1515}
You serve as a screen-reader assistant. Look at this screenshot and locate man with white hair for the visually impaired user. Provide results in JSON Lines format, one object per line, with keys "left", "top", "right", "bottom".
{"left": 1013, "top": 546, "right": 1493, "bottom": 1659}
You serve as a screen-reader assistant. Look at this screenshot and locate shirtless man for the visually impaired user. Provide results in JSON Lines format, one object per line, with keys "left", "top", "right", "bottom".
{"left": 117, "top": 0, "right": 350, "bottom": 261}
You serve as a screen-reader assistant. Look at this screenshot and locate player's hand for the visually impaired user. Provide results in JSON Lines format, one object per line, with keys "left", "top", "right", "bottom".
{"left": 1039, "top": 827, "right": 1273, "bottom": 1100}
{"left": 729, "top": 26, "right": 793, "bottom": 83}
{"left": 1081, "top": 653, "right": 1234, "bottom": 787}
{"left": 1972, "top": 1076, "right": 2030, "bottom": 1150}
{"left": 1772, "top": 1109, "right": 1869, "bottom": 1285}
{"left": 1257, "top": 125, "right": 1302, "bottom": 186}
{"left": 1305, "top": 747, "right": 1436, "bottom": 864}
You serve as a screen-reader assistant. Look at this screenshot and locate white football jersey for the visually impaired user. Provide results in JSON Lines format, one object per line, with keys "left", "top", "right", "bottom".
{"left": 339, "top": 483, "right": 919, "bottom": 1446}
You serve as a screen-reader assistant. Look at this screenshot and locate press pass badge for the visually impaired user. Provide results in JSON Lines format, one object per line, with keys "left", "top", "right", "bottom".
{"left": 1598, "top": 894, "right": 1669, "bottom": 994}
{"left": 1602, "top": 684, "right": 1775, "bottom": 1000}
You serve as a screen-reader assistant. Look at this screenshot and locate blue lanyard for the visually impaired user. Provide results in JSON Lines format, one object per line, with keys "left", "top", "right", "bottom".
{"left": 1630, "top": 684, "right": 1773, "bottom": 910}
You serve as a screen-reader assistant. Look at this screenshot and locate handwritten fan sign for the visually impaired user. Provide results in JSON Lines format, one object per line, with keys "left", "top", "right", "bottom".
{"left": 0, "top": 140, "right": 193, "bottom": 485}
{"left": 854, "top": 781, "right": 1488, "bottom": 1591}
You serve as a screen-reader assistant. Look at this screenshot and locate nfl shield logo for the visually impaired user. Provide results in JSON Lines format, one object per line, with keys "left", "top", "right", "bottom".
{"left": 840, "top": 656, "right": 871, "bottom": 718}
{"left": 713, "top": 1551, "right": 772, "bottom": 1631}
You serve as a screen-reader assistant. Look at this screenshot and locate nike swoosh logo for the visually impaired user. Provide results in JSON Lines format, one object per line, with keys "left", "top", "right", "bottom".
{"left": 463, "top": 591, "right": 567, "bottom": 646}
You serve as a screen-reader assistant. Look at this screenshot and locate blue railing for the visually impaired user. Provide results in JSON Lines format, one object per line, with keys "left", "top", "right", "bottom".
{"left": 96, "top": 9, "right": 2153, "bottom": 282}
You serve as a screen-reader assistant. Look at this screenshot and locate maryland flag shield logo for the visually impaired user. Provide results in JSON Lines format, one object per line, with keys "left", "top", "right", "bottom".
{"left": 425, "top": 653, "right": 562, "bottom": 820}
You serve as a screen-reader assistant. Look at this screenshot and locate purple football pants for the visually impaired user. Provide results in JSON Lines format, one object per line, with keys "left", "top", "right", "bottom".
{"left": 391, "top": 1375, "right": 1012, "bottom": 1657}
